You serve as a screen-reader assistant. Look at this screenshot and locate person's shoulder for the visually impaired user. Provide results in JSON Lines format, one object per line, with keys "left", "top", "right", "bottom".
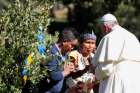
{"left": 124, "top": 30, "right": 139, "bottom": 42}
{"left": 106, "top": 25, "right": 123, "bottom": 38}
{"left": 49, "top": 44, "right": 59, "bottom": 55}
{"left": 118, "top": 26, "right": 138, "bottom": 39}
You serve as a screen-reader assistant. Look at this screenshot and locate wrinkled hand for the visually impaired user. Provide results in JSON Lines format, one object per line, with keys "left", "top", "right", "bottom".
{"left": 63, "top": 62, "right": 75, "bottom": 77}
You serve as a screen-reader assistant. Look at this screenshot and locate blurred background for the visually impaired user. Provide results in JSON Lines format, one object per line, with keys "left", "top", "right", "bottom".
{"left": 46, "top": 0, "right": 140, "bottom": 43}
{"left": 1, "top": 0, "right": 140, "bottom": 45}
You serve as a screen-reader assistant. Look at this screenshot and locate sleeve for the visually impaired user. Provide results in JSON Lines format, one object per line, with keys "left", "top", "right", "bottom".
{"left": 91, "top": 34, "right": 125, "bottom": 80}
{"left": 47, "top": 58, "right": 64, "bottom": 81}
{"left": 92, "top": 35, "right": 125, "bottom": 66}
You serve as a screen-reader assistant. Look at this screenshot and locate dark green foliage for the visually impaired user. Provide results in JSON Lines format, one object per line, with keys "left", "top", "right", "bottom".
{"left": 0, "top": 0, "right": 55, "bottom": 92}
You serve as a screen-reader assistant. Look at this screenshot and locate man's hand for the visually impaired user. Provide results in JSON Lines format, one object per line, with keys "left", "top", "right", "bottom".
{"left": 63, "top": 62, "right": 75, "bottom": 77}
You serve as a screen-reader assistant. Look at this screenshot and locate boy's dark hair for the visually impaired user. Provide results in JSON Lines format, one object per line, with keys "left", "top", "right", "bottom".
{"left": 58, "top": 27, "right": 77, "bottom": 42}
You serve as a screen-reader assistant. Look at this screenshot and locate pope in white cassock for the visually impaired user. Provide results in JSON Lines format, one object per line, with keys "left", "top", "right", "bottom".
{"left": 91, "top": 13, "right": 140, "bottom": 93}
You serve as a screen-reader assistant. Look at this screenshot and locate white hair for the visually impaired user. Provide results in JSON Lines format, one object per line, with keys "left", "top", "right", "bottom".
{"left": 101, "top": 13, "right": 117, "bottom": 22}
{"left": 104, "top": 20, "right": 118, "bottom": 29}
{"left": 100, "top": 13, "right": 118, "bottom": 28}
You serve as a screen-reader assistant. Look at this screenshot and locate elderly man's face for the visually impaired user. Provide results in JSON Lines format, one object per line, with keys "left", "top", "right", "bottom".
{"left": 101, "top": 23, "right": 110, "bottom": 36}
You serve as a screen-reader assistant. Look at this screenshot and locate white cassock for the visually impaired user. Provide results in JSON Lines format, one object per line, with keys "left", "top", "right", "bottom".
{"left": 92, "top": 25, "right": 140, "bottom": 93}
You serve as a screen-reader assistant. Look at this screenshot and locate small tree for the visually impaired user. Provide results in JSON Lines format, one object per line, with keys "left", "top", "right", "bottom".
{"left": 0, "top": 0, "right": 56, "bottom": 92}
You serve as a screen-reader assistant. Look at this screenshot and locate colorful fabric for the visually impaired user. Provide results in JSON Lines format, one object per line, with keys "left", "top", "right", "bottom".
{"left": 82, "top": 33, "right": 96, "bottom": 41}
{"left": 66, "top": 50, "right": 95, "bottom": 93}
{"left": 17, "top": 53, "right": 33, "bottom": 86}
